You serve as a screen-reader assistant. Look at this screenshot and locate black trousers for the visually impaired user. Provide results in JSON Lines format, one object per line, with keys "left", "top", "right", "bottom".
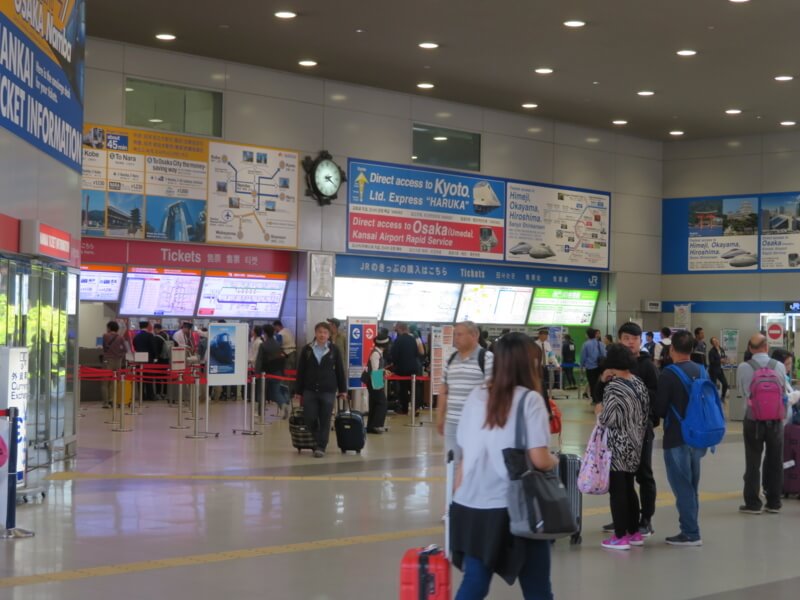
{"left": 563, "top": 367, "right": 576, "bottom": 387}
{"left": 636, "top": 425, "right": 656, "bottom": 522}
{"left": 368, "top": 388, "right": 387, "bottom": 431}
{"left": 709, "top": 367, "right": 728, "bottom": 400}
{"left": 743, "top": 419, "right": 784, "bottom": 509}
{"left": 609, "top": 471, "right": 640, "bottom": 538}
{"left": 303, "top": 391, "right": 335, "bottom": 451}
{"left": 586, "top": 367, "right": 601, "bottom": 400}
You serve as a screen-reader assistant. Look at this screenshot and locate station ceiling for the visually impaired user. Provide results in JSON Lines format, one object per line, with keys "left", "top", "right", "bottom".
{"left": 87, "top": 0, "right": 800, "bottom": 141}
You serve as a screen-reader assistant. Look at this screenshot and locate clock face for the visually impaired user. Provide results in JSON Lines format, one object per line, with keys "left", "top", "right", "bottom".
{"left": 314, "top": 159, "right": 341, "bottom": 197}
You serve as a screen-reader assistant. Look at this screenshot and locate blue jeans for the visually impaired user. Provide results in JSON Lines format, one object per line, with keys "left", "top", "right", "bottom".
{"left": 663, "top": 444, "right": 707, "bottom": 541}
{"left": 267, "top": 379, "right": 289, "bottom": 407}
{"left": 455, "top": 540, "right": 553, "bottom": 600}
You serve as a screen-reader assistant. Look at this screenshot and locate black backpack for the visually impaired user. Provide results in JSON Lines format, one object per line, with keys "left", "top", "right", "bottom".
{"left": 660, "top": 343, "right": 673, "bottom": 367}
{"left": 447, "top": 348, "right": 486, "bottom": 373}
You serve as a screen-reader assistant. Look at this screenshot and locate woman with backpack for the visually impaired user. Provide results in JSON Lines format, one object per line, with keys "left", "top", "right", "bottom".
{"left": 595, "top": 344, "right": 650, "bottom": 551}
{"left": 365, "top": 331, "right": 391, "bottom": 433}
{"left": 450, "top": 332, "right": 557, "bottom": 599}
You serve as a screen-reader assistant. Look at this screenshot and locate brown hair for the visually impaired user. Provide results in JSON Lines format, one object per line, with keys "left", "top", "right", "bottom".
{"left": 485, "top": 333, "right": 543, "bottom": 429}
{"left": 314, "top": 322, "right": 332, "bottom": 334}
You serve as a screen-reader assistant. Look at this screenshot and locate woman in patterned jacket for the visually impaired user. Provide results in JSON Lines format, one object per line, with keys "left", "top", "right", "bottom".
{"left": 596, "top": 343, "right": 650, "bottom": 551}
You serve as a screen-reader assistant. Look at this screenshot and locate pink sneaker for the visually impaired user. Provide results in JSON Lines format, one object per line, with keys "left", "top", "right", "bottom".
{"left": 601, "top": 535, "right": 630, "bottom": 550}
{"left": 628, "top": 532, "right": 645, "bottom": 546}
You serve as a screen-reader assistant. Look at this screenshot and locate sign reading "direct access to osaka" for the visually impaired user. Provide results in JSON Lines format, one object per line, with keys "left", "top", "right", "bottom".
{"left": 0, "top": 1, "right": 85, "bottom": 173}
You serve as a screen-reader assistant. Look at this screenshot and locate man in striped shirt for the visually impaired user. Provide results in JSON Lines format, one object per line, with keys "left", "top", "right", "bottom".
{"left": 437, "top": 321, "right": 494, "bottom": 465}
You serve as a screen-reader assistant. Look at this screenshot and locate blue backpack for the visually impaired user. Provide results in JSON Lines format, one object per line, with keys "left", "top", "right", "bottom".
{"left": 666, "top": 364, "right": 726, "bottom": 450}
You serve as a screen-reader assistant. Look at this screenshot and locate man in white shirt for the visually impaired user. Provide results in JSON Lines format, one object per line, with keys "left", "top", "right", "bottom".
{"left": 535, "top": 328, "right": 554, "bottom": 396}
{"left": 437, "top": 321, "right": 493, "bottom": 466}
{"left": 273, "top": 320, "right": 296, "bottom": 368}
{"left": 172, "top": 322, "right": 196, "bottom": 355}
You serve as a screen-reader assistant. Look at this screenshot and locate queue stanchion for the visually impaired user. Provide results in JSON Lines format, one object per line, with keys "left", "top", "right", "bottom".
{"left": 126, "top": 364, "right": 138, "bottom": 417}
{"left": 404, "top": 374, "right": 423, "bottom": 428}
{"left": 185, "top": 372, "right": 207, "bottom": 440}
{"left": 170, "top": 370, "right": 189, "bottom": 430}
{"left": 234, "top": 374, "right": 261, "bottom": 436}
{"left": 105, "top": 372, "right": 119, "bottom": 425}
{"left": 112, "top": 372, "right": 132, "bottom": 432}
{"left": 259, "top": 373, "right": 267, "bottom": 425}
{"left": 429, "top": 377, "right": 435, "bottom": 424}
{"left": 200, "top": 369, "right": 219, "bottom": 438}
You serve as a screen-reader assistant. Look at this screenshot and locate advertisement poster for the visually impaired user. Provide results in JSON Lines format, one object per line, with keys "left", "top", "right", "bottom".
{"left": 206, "top": 322, "right": 248, "bottom": 385}
{"left": 760, "top": 193, "right": 800, "bottom": 270}
{"left": 81, "top": 124, "right": 209, "bottom": 242}
{"left": 0, "top": 347, "right": 29, "bottom": 484}
{"left": 430, "top": 325, "right": 455, "bottom": 396}
{"left": 347, "top": 318, "right": 377, "bottom": 389}
{"left": 674, "top": 304, "right": 692, "bottom": 331}
{"left": 505, "top": 183, "right": 610, "bottom": 270}
{"left": 720, "top": 329, "right": 739, "bottom": 359}
{"left": 206, "top": 141, "right": 299, "bottom": 249}
{"left": 348, "top": 159, "right": 506, "bottom": 261}
{"left": 686, "top": 197, "right": 758, "bottom": 271}
{"left": 0, "top": 0, "right": 86, "bottom": 172}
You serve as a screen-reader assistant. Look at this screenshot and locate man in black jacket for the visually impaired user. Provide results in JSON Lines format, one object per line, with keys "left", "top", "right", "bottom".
{"left": 389, "top": 322, "right": 421, "bottom": 414}
{"left": 133, "top": 321, "right": 158, "bottom": 401}
{"left": 595, "top": 321, "right": 660, "bottom": 537}
{"left": 293, "top": 322, "right": 347, "bottom": 457}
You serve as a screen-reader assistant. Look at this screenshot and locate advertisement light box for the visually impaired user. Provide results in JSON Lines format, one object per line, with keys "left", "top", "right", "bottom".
{"left": 333, "top": 277, "right": 390, "bottom": 321}
{"left": 383, "top": 280, "right": 462, "bottom": 323}
{"left": 456, "top": 284, "right": 533, "bottom": 325}
{"left": 119, "top": 267, "right": 202, "bottom": 317}
{"left": 197, "top": 272, "right": 287, "bottom": 319}
{"left": 79, "top": 265, "right": 125, "bottom": 302}
{"left": 527, "top": 288, "right": 600, "bottom": 326}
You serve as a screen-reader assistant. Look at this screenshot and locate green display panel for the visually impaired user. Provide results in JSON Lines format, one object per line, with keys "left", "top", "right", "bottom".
{"left": 527, "top": 288, "right": 599, "bottom": 326}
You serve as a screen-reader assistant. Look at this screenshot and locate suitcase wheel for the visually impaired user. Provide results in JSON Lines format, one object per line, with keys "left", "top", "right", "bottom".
{"left": 357, "top": 450, "right": 361, "bottom": 454}
{"left": 570, "top": 534, "right": 582, "bottom": 545}
{"left": 341, "top": 449, "right": 346, "bottom": 454}
{"left": 297, "top": 449, "right": 302, "bottom": 453}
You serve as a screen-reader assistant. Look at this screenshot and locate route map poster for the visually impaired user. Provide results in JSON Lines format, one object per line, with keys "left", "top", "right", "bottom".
{"left": 505, "top": 182, "right": 610, "bottom": 269}
{"left": 80, "top": 124, "right": 299, "bottom": 249}
{"left": 206, "top": 141, "right": 299, "bottom": 249}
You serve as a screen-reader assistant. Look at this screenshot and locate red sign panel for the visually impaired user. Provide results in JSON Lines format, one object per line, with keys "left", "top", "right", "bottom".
{"left": 38, "top": 224, "right": 71, "bottom": 261}
{"left": 80, "top": 239, "right": 293, "bottom": 273}
{"left": 767, "top": 323, "right": 783, "bottom": 341}
{"left": 0, "top": 214, "right": 20, "bottom": 253}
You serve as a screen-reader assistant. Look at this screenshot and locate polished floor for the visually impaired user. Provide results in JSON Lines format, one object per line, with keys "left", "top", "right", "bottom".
{"left": 0, "top": 393, "right": 798, "bottom": 599}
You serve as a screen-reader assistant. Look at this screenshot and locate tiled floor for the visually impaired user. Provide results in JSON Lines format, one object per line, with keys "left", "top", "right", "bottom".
{"left": 0, "top": 396, "right": 798, "bottom": 599}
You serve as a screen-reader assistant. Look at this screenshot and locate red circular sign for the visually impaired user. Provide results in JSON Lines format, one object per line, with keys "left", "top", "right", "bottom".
{"left": 767, "top": 323, "right": 783, "bottom": 340}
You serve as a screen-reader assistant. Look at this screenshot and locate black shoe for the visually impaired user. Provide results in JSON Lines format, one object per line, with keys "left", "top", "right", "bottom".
{"left": 639, "top": 521, "right": 654, "bottom": 537}
{"left": 367, "top": 428, "right": 383, "bottom": 435}
{"left": 601, "top": 522, "right": 615, "bottom": 533}
{"left": 665, "top": 533, "right": 702, "bottom": 547}
{"left": 765, "top": 505, "right": 781, "bottom": 514}
{"left": 739, "top": 504, "right": 763, "bottom": 515}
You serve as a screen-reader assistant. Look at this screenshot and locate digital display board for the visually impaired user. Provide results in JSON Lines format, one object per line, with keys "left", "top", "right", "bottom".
{"left": 79, "top": 265, "right": 125, "bottom": 302}
{"left": 333, "top": 277, "right": 390, "bottom": 321}
{"left": 383, "top": 280, "right": 462, "bottom": 323}
{"left": 456, "top": 284, "right": 533, "bottom": 325}
{"left": 527, "top": 288, "right": 600, "bottom": 326}
{"left": 119, "top": 267, "right": 202, "bottom": 317}
{"left": 197, "top": 272, "right": 287, "bottom": 318}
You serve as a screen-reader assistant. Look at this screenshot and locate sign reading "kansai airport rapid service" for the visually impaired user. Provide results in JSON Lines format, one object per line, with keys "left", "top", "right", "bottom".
{"left": 0, "top": 1, "right": 86, "bottom": 172}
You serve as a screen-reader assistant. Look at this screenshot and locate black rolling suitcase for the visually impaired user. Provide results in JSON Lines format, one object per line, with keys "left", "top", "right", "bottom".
{"left": 289, "top": 399, "right": 316, "bottom": 453}
{"left": 558, "top": 453, "right": 583, "bottom": 544}
{"left": 335, "top": 399, "right": 366, "bottom": 454}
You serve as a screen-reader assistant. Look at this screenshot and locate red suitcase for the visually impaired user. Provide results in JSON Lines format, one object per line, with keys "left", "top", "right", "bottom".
{"left": 399, "top": 545, "right": 451, "bottom": 600}
{"left": 784, "top": 424, "right": 800, "bottom": 497}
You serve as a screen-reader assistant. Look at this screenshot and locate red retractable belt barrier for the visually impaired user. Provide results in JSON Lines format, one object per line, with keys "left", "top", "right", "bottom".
{"left": 385, "top": 375, "right": 431, "bottom": 382}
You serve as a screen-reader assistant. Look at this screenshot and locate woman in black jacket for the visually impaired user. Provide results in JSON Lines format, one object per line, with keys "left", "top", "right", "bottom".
{"left": 293, "top": 322, "right": 347, "bottom": 457}
{"left": 708, "top": 337, "right": 728, "bottom": 401}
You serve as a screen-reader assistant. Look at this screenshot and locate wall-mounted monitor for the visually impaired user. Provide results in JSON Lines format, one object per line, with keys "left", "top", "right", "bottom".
{"left": 119, "top": 267, "right": 202, "bottom": 317}
{"left": 456, "top": 284, "right": 533, "bottom": 325}
{"left": 383, "top": 280, "right": 462, "bottom": 323}
{"left": 79, "top": 264, "right": 125, "bottom": 302}
{"left": 333, "top": 277, "right": 390, "bottom": 321}
{"left": 527, "top": 288, "right": 600, "bottom": 327}
{"left": 197, "top": 271, "right": 288, "bottom": 319}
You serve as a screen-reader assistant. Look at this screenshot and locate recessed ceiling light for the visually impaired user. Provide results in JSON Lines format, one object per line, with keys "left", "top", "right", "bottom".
{"left": 669, "top": 130, "right": 685, "bottom": 136}
{"left": 298, "top": 60, "right": 318, "bottom": 67}
{"left": 586, "top": 137, "right": 600, "bottom": 143}
{"left": 355, "top": 28, "right": 366, "bottom": 34}
{"left": 419, "top": 42, "right": 439, "bottom": 49}
{"left": 534, "top": 67, "right": 554, "bottom": 75}
{"left": 155, "top": 33, "right": 176, "bottom": 41}
{"left": 148, "top": 118, "right": 164, "bottom": 123}
{"left": 725, "top": 108, "right": 742, "bottom": 115}
{"left": 125, "top": 87, "right": 134, "bottom": 92}
{"left": 563, "top": 20, "right": 586, "bottom": 28}
{"left": 521, "top": 103, "right": 538, "bottom": 109}
{"left": 676, "top": 49, "right": 697, "bottom": 56}
{"left": 433, "top": 136, "right": 448, "bottom": 141}
{"left": 417, "top": 82, "right": 435, "bottom": 89}
{"left": 274, "top": 11, "right": 297, "bottom": 19}
{"left": 637, "top": 90, "right": 655, "bottom": 96}
{"left": 729, "top": 0, "right": 749, "bottom": 3}
{"left": 612, "top": 120, "right": 628, "bottom": 125}
{"left": 330, "top": 93, "right": 347, "bottom": 102}
{"left": 781, "top": 121, "right": 796, "bottom": 127}
{"left": 218, "top": 24, "right": 230, "bottom": 30}
{"left": 775, "top": 75, "right": 794, "bottom": 82}
{"left": 411, "top": 155, "right": 418, "bottom": 160}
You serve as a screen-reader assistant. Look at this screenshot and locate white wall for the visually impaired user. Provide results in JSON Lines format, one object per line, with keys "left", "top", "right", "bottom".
{"left": 84, "top": 37, "right": 664, "bottom": 340}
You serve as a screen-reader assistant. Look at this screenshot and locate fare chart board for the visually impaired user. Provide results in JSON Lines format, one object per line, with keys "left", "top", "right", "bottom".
{"left": 333, "top": 277, "right": 390, "bottom": 321}
{"left": 79, "top": 264, "right": 124, "bottom": 302}
{"left": 383, "top": 280, "right": 462, "bottom": 323}
{"left": 120, "top": 267, "right": 202, "bottom": 317}
{"left": 456, "top": 284, "right": 533, "bottom": 325}
{"left": 197, "top": 272, "right": 287, "bottom": 319}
